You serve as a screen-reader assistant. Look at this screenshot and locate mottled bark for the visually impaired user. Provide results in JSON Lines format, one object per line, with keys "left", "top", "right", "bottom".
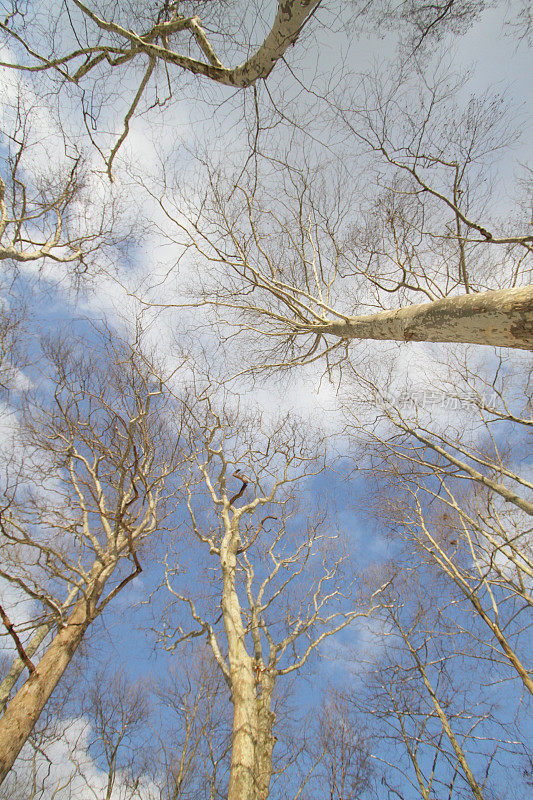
{"left": 70, "top": 1, "right": 321, "bottom": 88}
{"left": 0, "top": 567, "right": 113, "bottom": 785}
{"left": 179, "top": 431, "right": 363, "bottom": 800}
{"left": 219, "top": 508, "right": 278, "bottom": 800}
{"left": 229, "top": 1, "right": 322, "bottom": 88}
{"left": 229, "top": 673, "right": 259, "bottom": 800}
{"left": 319, "top": 286, "right": 533, "bottom": 350}
{"left": 222, "top": 521, "right": 259, "bottom": 800}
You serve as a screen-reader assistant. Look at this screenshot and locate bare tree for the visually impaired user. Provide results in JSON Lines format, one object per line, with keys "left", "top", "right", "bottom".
{"left": 341, "top": 577, "right": 528, "bottom": 800}
{"left": 1, "top": 647, "right": 233, "bottom": 800}
{"left": 342, "top": 349, "right": 533, "bottom": 696}
{"left": 311, "top": 694, "right": 373, "bottom": 800}
{"left": 0, "top": 1, "right": 328, "bottom": 176}
{"left": 0, "top": 2, "right": 322, "bottom": 88}
{"left": 0, "top": 6, "right": 529, "bottom": 799}
{"left": 159, "top": 403, "right": 389, "bottom": 800}
{"left": 0, "top": 296, "right": 23, "bottom": 394}
{"left": 0, "top": 650, "right": 92, "bottom": 800}
{"left": 149, "top": 61, "right": 531, "bottom": 366}
{"left": 152, "top": 646, "right": 232, "bottom": 800}
{"left": 1, "top": 1, "right": 521, "bottom": 99}
{"left": 1, "top": 157, "right": 82, "bottom": 267}
{"left": 2, "top": 1, "right": 523, "bottom": 180}
{"left": 0, "top": 96, "right": 126, "bottom": 273}
{"left": 0, "top": 330, "right": 184, "bottom": 784}
{"left": 0, "top": 653, "right": 151, "bottom": 800}
{"left": 384, "top": 596, "right": 487, "bottom": 800}
{"left": 78, "top": 668, "right": 152, "bottom": 800}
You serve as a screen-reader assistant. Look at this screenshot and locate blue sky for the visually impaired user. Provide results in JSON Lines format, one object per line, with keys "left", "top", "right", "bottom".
{"left": 1, "top": 2, "right": 532, "bottom": 798}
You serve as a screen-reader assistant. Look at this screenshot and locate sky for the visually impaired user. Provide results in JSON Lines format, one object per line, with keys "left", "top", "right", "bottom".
{"left": 0, "top": 2, "right": 532, "bottom": 798}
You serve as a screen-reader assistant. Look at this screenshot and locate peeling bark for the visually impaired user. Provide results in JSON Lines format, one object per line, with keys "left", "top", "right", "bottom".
{"left": 229, "top": 671, "right": 259, "bottom": 800}
{"left": 69, "top": 1, "right": 321, "bottom": 88}
{"left": 319, "top": 286, "right": 533, "bottom": 350}
{"left": 230, "top": 1, "right": 321, "bottom": 88}
{"left": 220, "top": 514, "right": 276, "bottom": 800}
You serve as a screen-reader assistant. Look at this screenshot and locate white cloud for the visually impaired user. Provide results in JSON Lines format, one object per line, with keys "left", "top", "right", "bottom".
{"left": 3, "top": 714, "right": 161, "bottom": 800}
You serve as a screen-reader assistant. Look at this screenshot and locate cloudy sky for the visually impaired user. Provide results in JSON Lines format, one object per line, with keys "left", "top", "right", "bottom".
{"left": 0, "top": 2, "right": 532, "bottom": 798}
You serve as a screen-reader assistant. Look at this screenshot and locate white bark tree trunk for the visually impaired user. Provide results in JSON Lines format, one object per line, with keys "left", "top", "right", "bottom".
{"left": 318, "top": 286, "right": 533, "bottom": 349}
{"left": 229, "top": 670, "right": 259, "bottom": 800}
{"left": 71, "top": 0, "right": 321, "bottom": 88}
{"left": 221, "top": 524, "right": 259, "bottom": 800}
{"left": 219, "top": 510, "right": 278, "bottom": 800}
{"left": 231, "top": 1, "right": 322, "bottom": 88}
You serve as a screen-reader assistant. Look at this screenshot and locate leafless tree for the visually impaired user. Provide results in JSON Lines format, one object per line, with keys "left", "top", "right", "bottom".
{"left": 1, "top": 2, "right": 322, "bottom": 88}
{"left": 0, "top": 1, "right": 328, "bottom": 177}
{"left": 0, "top": 95, "right": 127, "bottom": 274}
{"left": 342, "top": 348, "right": 533, "bottom": 696}
{"left": 159, "top": 402, "right": 389, "bottom": 800}
{"left": 341, "top": 576, "right": 529, "bottom": 800}
{"left": 1, "top": 647, "right": 232, "bottom": 800}
{"left": 151, "top": 646, "right": 233, "bottom": 800}
{"left": 0, "top": 6, "right": 529, "bottom": 800}
{"left": 2, "top": 1, "right": 523, "bottom": 179}
{"left": 0, "top": 295, "right": 23, "bottom": 393}
{"left": 147, "top": 61, "right": 531, "bottom": 368}
{"left": 309, "top": 694, "right": 373, "bottom": 800}
{"left": 0, "top": 650, "right": 93, "bottom": 800}
{"left": 0, "top": 329, "right": 184, "bottom": 784}
{"left": 77, "top": 668, "right": 152, "bottom": 800}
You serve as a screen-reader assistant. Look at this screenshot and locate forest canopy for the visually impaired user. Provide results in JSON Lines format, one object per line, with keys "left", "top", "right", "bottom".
{"left": 0, "top": 2, "right": 531, "bottom": 799}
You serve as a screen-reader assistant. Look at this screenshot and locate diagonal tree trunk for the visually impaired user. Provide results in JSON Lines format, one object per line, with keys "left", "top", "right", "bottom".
{"left": 0, "top": 588, "right": 79, "bottom": 714}
{"left": 318, "top": 286, "right": 533, "bottom": 350}
{"left": 69, "top": 0, "right": 322, "bottom": 88}
{"left": 0, "top": 567, "right": 114, "bottom": 785}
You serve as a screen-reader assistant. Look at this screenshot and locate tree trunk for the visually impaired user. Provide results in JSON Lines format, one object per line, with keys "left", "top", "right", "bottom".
{"left": 229, "top": 669, "right": 259, "bottom": 800}
{"left": 73, "top": 0, "right": 321, "bottom": 88}
{"left": 232, "top": 1, "right": 321, "bottom": 88}
{"left": 319, "top": 286, "right": 533, "bottom": 350}
{"left": 0, "top": 571, "right": 111, "bottom": 784}
{"left": 255, "top": 677, "right": 276, "bottom": 800}
{"left": 221, "top": 526, "right": 259, "bottom": 800}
